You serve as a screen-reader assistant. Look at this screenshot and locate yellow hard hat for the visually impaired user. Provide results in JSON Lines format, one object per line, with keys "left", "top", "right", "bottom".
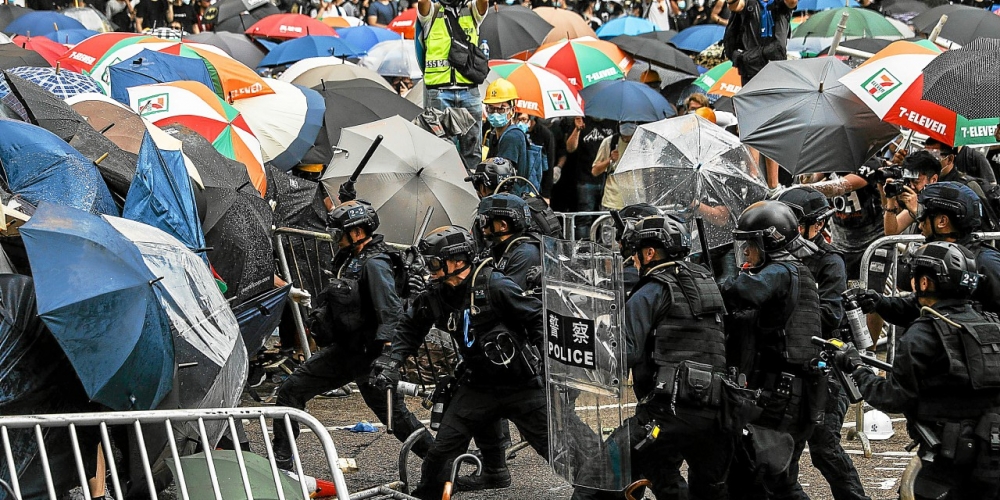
{"left": 639, "top": 69, "right": 661, "bottom": 84}
{"left": 694, "top": 107, "right": 717, "bottom": 124}
{"left": 483, "top": 78, "right": 519, "bottom": 104}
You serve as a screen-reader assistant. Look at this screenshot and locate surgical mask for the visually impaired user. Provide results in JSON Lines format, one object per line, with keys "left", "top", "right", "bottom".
{"left": 619, "top": 122, "right": 637, "bottom": 137}
{"left": 515, "top": 122, "right": 530, "bottom": 134}
{"left": 488, "top": 113, "right": 510, "bottom": 128}
{"left": 182, "top": 0, "right": 190, "bottom": 4}
{"left": 677, "top": 0, "right": 686, "bottom": 8}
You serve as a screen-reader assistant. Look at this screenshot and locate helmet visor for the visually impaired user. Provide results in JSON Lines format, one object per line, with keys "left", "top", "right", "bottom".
{"left": 733, "top": 236, "right": 765, "bottom": 271}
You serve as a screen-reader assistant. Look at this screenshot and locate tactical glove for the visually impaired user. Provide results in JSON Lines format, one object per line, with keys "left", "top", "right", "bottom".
{"left": 834, "top": 346, "right": 865, "bottom": 374}
{"left": 369, "top": 351, "right": 401, "bottom": 391}
{"left": 338, "top": 181, "right": 357, "bottom": 203}
{"left": 844, "top": 288, "right": 881, "bottom": 314}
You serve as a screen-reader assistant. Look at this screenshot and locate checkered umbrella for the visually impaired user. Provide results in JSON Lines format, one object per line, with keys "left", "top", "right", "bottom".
{"left": 145, "top": 27, "right": 186, "bottom": 41}
{"left": 5, "top": 65, "right": 102, "bottom": 100}
{"left": 920, "top": 38, "right": 1000, "bottom": 121}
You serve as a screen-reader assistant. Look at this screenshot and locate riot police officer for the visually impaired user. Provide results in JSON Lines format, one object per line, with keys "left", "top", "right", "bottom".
{"left": 468, "top": 157, "right": 563, "bottom": 238}
{"left": 835, "top": 241, "right": 1000, "bottom": 500}
{"left": 777, "top": 188, "right": 871, "bottom": 500}
{"left": 611, "top": 203, "right": 661, "bottom": 292}
{"left": 467, "top": 157, "right": 517, "bottom": 199}
{"left": 721, "top": 200, "right": 824, "bottom": 500}
{"left": 371, "top": 226, "right": 549, "bottom": 500}
{"left": 272, "top": 201, "right": 433, "bottom": 470}
{"left": 477, "top": 193, "right": 541, "bottom": 291}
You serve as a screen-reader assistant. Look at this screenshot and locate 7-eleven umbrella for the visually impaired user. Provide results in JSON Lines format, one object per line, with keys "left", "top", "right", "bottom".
{"left": 57, "top": 33, "right": 155, "bottom": 73}
{"left": 486, "top": 61, "right": 583, "bottom": 118}
{"left": 839, "top": 40, "right": 999, "bottom": 146}
{"left": 388, "top": 8, "right": 418, "bottom": 40}
{"left": 126, "top": 81, "right": 266, "bottom": 196}
{"left": 693, "top": 60, "right": 742, "bottom": 97}
{"left": 232, "top": 78, "right": 325, "bottom": 171}
{"left": 245, "top": 13, "right": 338, "bottom": 40}
{"left": 527, "top": 36, "right": 632, "bottom": 88}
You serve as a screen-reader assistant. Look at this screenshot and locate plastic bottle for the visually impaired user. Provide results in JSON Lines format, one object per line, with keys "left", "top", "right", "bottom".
{"left": 844, "top": 297, "right": 874, "bottom": 350}
{"left": 480, "top": 39, "right": 490, "bottom": 59}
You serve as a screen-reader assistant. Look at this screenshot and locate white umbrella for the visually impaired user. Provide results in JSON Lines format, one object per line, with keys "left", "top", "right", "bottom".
{"left": 359, "top": 38, "right": 422, "bottom": 79}
{"left": 282, "top": 60, "right": 393, "bottom": 91}
{"left": 277, "top": 55, "right": 356, "bottom": 83}
{"left": 231, "top": 78, "right": 325, "bottom": 170}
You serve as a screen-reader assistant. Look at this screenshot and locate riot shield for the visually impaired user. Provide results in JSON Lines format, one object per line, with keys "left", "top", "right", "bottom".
{"left": 542, "top": 237, "right": 631, "bottom": 491}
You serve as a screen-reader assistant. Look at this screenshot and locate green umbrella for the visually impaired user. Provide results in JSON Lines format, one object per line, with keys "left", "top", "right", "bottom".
{"left": 792, "top": 8, "right": 905, "bottom": 38}
{"left": 166, "top": 451, "right": 304, "bottom": 500}
{"left": 693, "top": 60, "right": 733, "bottom": 91}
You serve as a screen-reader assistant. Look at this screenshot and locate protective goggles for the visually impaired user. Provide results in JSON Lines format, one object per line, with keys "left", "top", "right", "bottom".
{"left": 424, "top": 255, "right": 447, "bottom": 273}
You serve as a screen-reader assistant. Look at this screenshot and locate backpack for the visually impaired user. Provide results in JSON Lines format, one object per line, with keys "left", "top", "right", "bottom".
{"left": 524, "top": 194, "right": 563, "bottom": 238}
{"left": 498, "top": 126, "right": 549, "bottom": 196}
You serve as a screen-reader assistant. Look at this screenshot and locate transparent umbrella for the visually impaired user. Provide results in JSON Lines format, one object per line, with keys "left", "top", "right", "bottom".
{"left": 612, "top": 114, "right": 767, "bottom": 251}
{"left": 359, "top": 38, "right": 421, "bottom": 79}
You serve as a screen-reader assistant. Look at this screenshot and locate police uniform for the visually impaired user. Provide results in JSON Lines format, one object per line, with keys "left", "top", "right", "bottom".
{"left": 491, "top": 235, "right": 541, "bottom": 291}
{"left": 853, "top": 300, "right": 1000, "bottom": 500}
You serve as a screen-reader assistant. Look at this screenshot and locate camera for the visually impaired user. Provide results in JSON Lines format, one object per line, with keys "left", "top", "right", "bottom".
{"left": 871, "top": 165, "right": 903, "bottom": 183}
{"left": 883, "top": 179, "right": 906, "bottom": 198}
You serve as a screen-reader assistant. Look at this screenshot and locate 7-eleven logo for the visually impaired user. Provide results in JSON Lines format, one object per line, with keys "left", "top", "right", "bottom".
{"left": 137, "top": 93, "right": 169, "bottom": 116}
{"left": 861, "top": 68, "right": 902, "bottom": 102}
{"left": 547, "top": 90, "right": 570, "bottom": 111}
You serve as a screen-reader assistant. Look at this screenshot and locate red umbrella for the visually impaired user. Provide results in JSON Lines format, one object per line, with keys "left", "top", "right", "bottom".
{"left": 56, "top": 32, "right": 151, "bottom": 73}
{"left": 12, "top": 35, "right": 66, "bottom": 66}
{"left": 389, "top": 8, "right": 417, "bottom": 40}
{"left": 245, "top": 13, "right": 338, "bottom": 40}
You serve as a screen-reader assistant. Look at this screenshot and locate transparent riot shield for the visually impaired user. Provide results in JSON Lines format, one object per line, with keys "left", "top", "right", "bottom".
{"left": 541, "top": 237, "right": 631, "bottom": 491}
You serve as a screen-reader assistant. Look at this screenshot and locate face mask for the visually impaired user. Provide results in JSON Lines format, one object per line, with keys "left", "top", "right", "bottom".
{"left": 182, "top": 0, "right": 190, "bottom": 4}
{"left": 619, "top": 123, "right": 637, "bottom": 137}
{"left": 677, "top": 1, "right": 686, "bottom": 8}
{"left": 515, "top": 122, "right": 530, "bottom": 134}
{"left": 488, "top": 113, "right": 510, "bottom": 128}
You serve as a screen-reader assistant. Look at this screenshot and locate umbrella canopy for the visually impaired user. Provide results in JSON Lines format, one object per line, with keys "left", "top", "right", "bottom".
{"left": 162, "top": 123, "right": 252, "bottom": 191}
{"left": 167, "top": 451, "right": 301, "bottom": 500}
{"left": 4, "top": 11, "right": 85, "bottom": 36}
{"left": 580, "top": 79, "right": 675, "bottom": 122}
{"left": 609, "top": 34, "right": 698, "bottom": 75}
{"left": 881, "top": 0, "right": 928, "bottom": 20}
{"left": 10, "top": 35, "right": 65, "bottom": 65}
{"left": 234, "top": 284, "right": 291, "bottom": 355}
{"left": 791, "top": 7, "right": 906, "bottom": 38}
{"left": 596, "top": 16, "right": 657, "bottom": 40}
{"left": 625, "top": 60, "right": 695, "bottom": 89}
{"left": 527, "top": 36, "right": 632, "bottom": 88}
{"left": 693, "top": 60, "right": 741, "bottom": 96}
{"left": 56, "top": 32, "right": 152, "bottom": 73}
{"left": 127, "top": 80, "right": 266, "bottom": 196}
{"left": 61, "top": 7, "right": 114, "bottom": 32}
{"left": 232, "top": 78, "right": 325, "bottom": 170}
{"left": 321, "top": 15, "right": 363, "bottom": 28}
{"left": 359, "top": 38, "right": 421, "bottom": 79}
{"left": 0, "top": 3, "right": 31, "bottom": 32}
{"left": 613, "top": 114, "right": 767, "bottom": 251}
{"left": 107, "top": 49, "right": 217, "bottom": 104}
{"left": 322, "top": 116, "right": 479, "bottom": 244}
{"left": 839, "top": 40, "right": 997, "bottom": 146}
{"left": 734, "top": 57, "right": 898, "bottom": 174}
{"left": 205, "top": 0, "right": 281, "bottom": 33}
{"left": 244, "top": 13, "right": 338, "bottom": 40}
{"left": 910, "top": 4, "right": 970, "bottom": 35}
{"left": 184, "top": 31, "right": 268, "bottom": 68}
{"left": 21, "top": 202, "right": 174, "bottom": 411}
{"left": 914, "top": 5, "right": 1000, "bottom": 47}
{"left": 668, "top": 24, "right": 725, "bottom": 52}
{"left": 635, "top": 30, "right": 677, "bottom": 43}
{"left": 5, "top": 64, "right": 101, "bottom": 100}
{"left": 42, "top": 28, "right": 98, "bottom": 45}
{"left": 0, "top": 42, "right": 50, "bottom": 69}
{"left": 0, "top": 120, "right": 117, "bottom": 215}
{"left": 388, "top": 7, "right": 417, "bottom": 39}
{"left": 279, "top": 58, "right": 386, "bottom": 89}
{"left": 335, "top": 25, "right": 402, "bottom": 52}
{"left": 266, "top": 164, "right": 327, "bottom": 230}
{"left": 257, "top": 35, "right": 364, "bottom": 67}
{"left": 533, "top": 7, "right": 597, "bottom": 47}
{"left": 313, "top": 78, "right": 422, "bottom": 145}
{"left": 486, "top": 61, "right": 583, "bottom": 118}
{"left": 920, "top": 37, "right": 1000, "bottom": 120}
{"left": 794, "top": 0, "right": 859, "bottom": 12}
{"left": 478, "top": 5, "right": 553, "bottom": 59}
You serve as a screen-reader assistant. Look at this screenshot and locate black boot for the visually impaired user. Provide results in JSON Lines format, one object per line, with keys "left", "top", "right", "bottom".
{"left": 453, "top": 467, "right": 512, "bottom": 491}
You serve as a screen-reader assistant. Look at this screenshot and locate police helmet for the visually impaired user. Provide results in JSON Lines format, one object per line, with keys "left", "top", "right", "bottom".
{"left": 907, "top": 241, "right": 980, "bottom": 297}
{"left": 328, "top": 200, "right": 379, "bottom": 234}
{"left": 478, "top": 193, "right": 531, "bottom": 233}
{"left": 734, "top": 200, "right": 800, "bottom": 252}
{"left": 775, "top": 186, "right": 835, "bottom": 226}
{"left": 620, "top": 215, "right": 691, "bottom": 259}
{"left": 418, "top": 226, "right": 476, "bottom": 272}
{"left": 612, "top": 203, "right": 661, "bottom": 241}
{"left": 466, "top": 157, "right": 516, "bottom": 194}
{"left": 917, "top": 181, "right": 983, "bottom": 233}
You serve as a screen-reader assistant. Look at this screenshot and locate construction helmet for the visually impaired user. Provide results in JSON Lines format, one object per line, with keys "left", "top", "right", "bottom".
{"left": 639, "top": 69, "right": 661, "bottom": 85}
{"left": 483, "top": 78, "right": 519, "bottom": 104}
{"left": 864, "top": 410, "right": 895, "bottom": 441}
{"left": 694, "top": 106, "right": 717, "bottom": 124}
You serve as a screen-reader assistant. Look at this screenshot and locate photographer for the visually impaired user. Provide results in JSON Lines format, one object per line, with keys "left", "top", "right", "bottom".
{"left": 881, "top": 151, "right": 940, "bottom": 236}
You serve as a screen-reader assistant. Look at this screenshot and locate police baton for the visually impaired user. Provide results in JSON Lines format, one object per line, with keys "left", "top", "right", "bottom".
{"left": 695, "top": 217, "right": 714, "bottom": 276}
{"left": 342, "top": 134, "right": 384, "bottom": 193}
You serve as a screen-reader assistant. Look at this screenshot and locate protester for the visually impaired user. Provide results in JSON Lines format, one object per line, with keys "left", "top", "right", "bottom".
{"left": 565, "top": 116, "right": 615, "bottom": 236}
{"left": 135, "top": 0, "right": 170, "bottom": 31}
{"left": 514, "top": 112, "right": 556, "bottom": 200}
{"left": 168, "top": 0, "right": 199, "bottom": 34}
{"left": 591, "top": 121, "right": 638, "bottom": 211}
{"left": 367, "top": 0, "right": 397, "bottom": 27}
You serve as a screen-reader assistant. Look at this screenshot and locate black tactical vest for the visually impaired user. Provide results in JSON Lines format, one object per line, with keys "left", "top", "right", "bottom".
{"left": 772, "top": 261, "right": 823, "bottom": 367}
{"left": 645, "top": 262, "right": 728, "bottom": 372}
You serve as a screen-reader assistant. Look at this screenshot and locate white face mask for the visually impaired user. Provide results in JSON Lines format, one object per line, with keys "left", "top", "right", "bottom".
{"left": 677, "top": 0, "right": 686, "bottom": 8}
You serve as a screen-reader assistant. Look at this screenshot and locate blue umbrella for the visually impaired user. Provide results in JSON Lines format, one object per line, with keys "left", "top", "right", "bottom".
{"left": 335, "top": 25, "right": 400, "bottom": 52}
{"left": 795, "top": 0, "right": 859, "bottom": 11}
{"left": 0, "top": 120, "right": 117, "bottom": 215}
{"left": 596, "top": 16, "right": 658, "bottom": 40}
{"left": 669, "top": 24, "right": 726, "bottom": 52}
{"left": 107, "top": 49, "right": 215, "bottom": 105}
{"left": 579, "top": 79, "right": 675, "bottom": 122}
{"left": 20, "top": 202, "right": 175, "bottom": 411}
{"left": 42, "top": 28, "right": 99, "bottom": 45}
{"left": 258, "top": 35, "right": 366, "bottom": 67}
{"left": 5, "top": 65, "right": 102, "bottom": 100}
{"left": 4, "top": 11, "right": 85, "bottom": 36}
{"left": 124, "top": 132, "right": 208, "bottom": 265}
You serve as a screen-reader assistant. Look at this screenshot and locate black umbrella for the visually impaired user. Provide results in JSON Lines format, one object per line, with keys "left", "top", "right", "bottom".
{"left": 610, "top": 34, "right": 698, "bottom": 75}
{"left": 234, "top": 284, "right": 290, "bottom": 355}
{"left": 911, "top": 4, "right": 995, "bottom": 44}
{"left": 210, "top": 0, "right": 280, "bottom": 33}
{"left": 265, "top": 164, "right": 327, "bottom": 231}
{"left": 921, "top": 38, "right": 1000, "bottom": 120}
{"left": 183, "top": 31, "right": 268, "bottom": 68}
{"left": 0, "top": 3, "right": 31, "bottom": 32}
{"left": 0, "top": 44, "right": 49, "bottom": 70}
{"left": 635, "top": 29, "right": 678, "bottom": 44}
{"left": 313, "top": 78, "right": 423, "bottom": 145}
{"left": 881, "top": 0, "right": 929, "bottom": 17}
{"left": 478, "top": 4, "right": 554, "bottom": 59}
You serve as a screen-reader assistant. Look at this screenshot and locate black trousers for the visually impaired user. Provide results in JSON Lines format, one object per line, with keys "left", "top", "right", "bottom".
{"left": 271, "top": 346, "right": 433, "bottom": 462}
{"left": 728, "top": 433, "right": 810, "bottom": 500}
{"left": 807, "top": 378, "right": 871, "bottom": 500}
{"left": 912, "top": 454, "right": 1000, "bottom": 500}
{"left": 411, "top": 382, "right": 549, "bottom": 500}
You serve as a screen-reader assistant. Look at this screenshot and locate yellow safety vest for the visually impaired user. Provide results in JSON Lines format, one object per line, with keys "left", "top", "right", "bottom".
{"left": 423, "top": 6, "right": 479, "bottom": 87}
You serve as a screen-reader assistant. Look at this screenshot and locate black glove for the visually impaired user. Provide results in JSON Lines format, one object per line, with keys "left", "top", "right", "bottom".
{"left": 407, "top": 273, "right": 427, "bottom": 296}
{"left": 844, "top": 288, "right": 881, "bottom": 314}
{"left": 834, "top": 347, "right": 864, "bottom": 374}
{"left": 525, "top": 265, "right": 542, "bottom": 291}
{"left": 338, "top": 181, "right": 357, "bottom": 203}
{"left": 369, "top": 349, "right": 401, "bottom": 391}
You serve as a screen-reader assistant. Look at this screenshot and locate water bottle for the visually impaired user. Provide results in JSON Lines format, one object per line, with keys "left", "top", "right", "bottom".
{"left": 480, "top": 39, "right": 490, "bottom": 59}
{"left": 843, "top": 297, "right": 873, "bottom": 350}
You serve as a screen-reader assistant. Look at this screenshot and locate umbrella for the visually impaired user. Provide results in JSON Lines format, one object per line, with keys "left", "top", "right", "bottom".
{"left": 0, "top": 120, "right": 117, "bottom": 215}
{"left": 791, "top": 7, "right": 906, "bottom": 38}
{"left": 579, "top": 79, "right": 675, "bottom": 122}
{"left": 625, "top": 60, "right": 696, "bottom": 89}
{"left": 609, "top": 34, "right": 698, "bottom": 75}
{"left": 734, "top": 57, "right": 899, "bottom": 174}
{"left": 184, "top": 31, "right": 268, "bottom": 68}
{"left": 821, "top": 37, "right": 895, "bottom": 56}
{"left": 126, "top": 80, "right": 267, "bottom": 196}
{"left": 478, "top": 5, "right": 553, "bottom": 59}
{"left": 55, "top": 32, "right": 151, "bottom": 74}
{"left": 10, "top": 35, "right": 65, "bottom": 65}
{"left": 914, "top": 5, "right": 1000, "bottom": 47}
{"left": 234, "top": 284, "right": 291, "bottom": 355}
{"left": 910, "top": 4, "right": 970, "bottom": 35}
{"left": 635, "top": 30, "right": 677, "bottom": 43}
{"left": 4, "top": 11, "right": 85, "bottom": 36}
{"left": 485, "top": 61, "right": 584, "bottom": 118}
{"left": 61, "top": 7, "right": 115, "bottom": 32}
{"left": 266, "top": 163, "right": 327, "bottom": 230}
{"left": 839, "top": 40, "right": 997, "bottom": 146}
{"left": 0, "top": 3, "right": 31, "bottom": 32}
{"left": 5, "top": 65, "right": 103, "bottom": 99}
{"left": 321, "top": 15, "right": 363, "bottom": 28}
{"left": 668, "top": 24, "right": 725, "bottom": 53}
{"left": 280, "top": 58, "right": 388, "bottom": 90}
{"left": 107, "top": 48, "right": 217, "bottom": 104}
{"left": 794, "top": 0, "right": 859, "bottom": 12}
{"left": 244, "top": 13, "right": 338, "bottom": 40}
{"left": 388, "top": 7, "right": 417, "bottom": 39}
{"left": 207, "top": 0, "right": 281, "bottom": 33}
{"left": 162, "top": 123, "right": 253, "bottom": 191}
{"left": 20, "top": 202, "right": 174, "bottom": 410}
{"left": 335, "top": 25, "right": 402, "bottom": 53}
{"left": 145, "top": 27, "right": 186, "bottom": 41}
{"left": 527, "top": 36, "right": 632, "bottom": 88}
{"left": 881, "top": 0, "right": 928, "bottom": 19}
{"left": 693, "top": 60, "right": 741, "bottom": 97}
{"left": 533, "top": 7, "right": 597, "bottom": 47}
{"left": 42, "top": 28, "right": 98, "bottom": 45}
{"left": 166, "top": 451, "right": 301, "bottom": 500}
{"left": 612, "top": 114, "right": 767, "bottom": 251}
{"left": 313, "top": 78, "right": 422, "bottom": 145}
{"left": 920, "top": 38, "right": 1000, "bottom": 120}
{"left": 257, "top": 35, "right": 365, "bottom": 67}
{"left": 232, "top": 78, "right": 325, "bottom": 170}
{"left": 0, "top": 43, "right": 49, "bottom": 69}
{"left": 321, "top": 115, "right": 479, "bottom": 244}
{"left": 596, "top": 16, "right": 657, "bottom": 40}
{"left": 359, "top": 38, "right": 421, "bottom": 79}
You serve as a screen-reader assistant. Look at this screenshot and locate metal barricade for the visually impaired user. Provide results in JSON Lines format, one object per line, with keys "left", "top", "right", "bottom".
{"left": 0, "top": 407, "right": 422, "bottom": 500}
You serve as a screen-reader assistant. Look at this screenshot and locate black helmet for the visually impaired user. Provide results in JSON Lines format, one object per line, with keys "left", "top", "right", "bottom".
{"left": 776, "top": 186, "right": 834, "bottom": 226}
{"left": 328, "top": 200, "right": 379, "bottom": 233}
{"left": 620, "top": 215, "right": 691, "bottom": 259}
{"left": 478, "top": 193, "right": 531, "bottom": 234}
{"left": 917, "top": 181, "right": 983, "bottom": 233}
{"left": 907, "top": 241, "right": 980, "bottom": 297}
{"left": 466, "top": 157, "right": 515, "bottom": 194}
{"left": 734, "top": 201, "right": 800, "bottom": 252}
{"left": 418, "top": 226, "right": 476, "bottom": 272}
{"left": 612, "top": 203, "right": 660, "bottom": 241}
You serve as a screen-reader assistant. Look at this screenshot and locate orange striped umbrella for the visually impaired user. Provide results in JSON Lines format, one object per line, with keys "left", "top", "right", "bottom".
{"left": 527, "top": 36, "right": 632, "bottom": 88}
{"left": 389, "top": 8, "right": 418, "bottom": 40}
